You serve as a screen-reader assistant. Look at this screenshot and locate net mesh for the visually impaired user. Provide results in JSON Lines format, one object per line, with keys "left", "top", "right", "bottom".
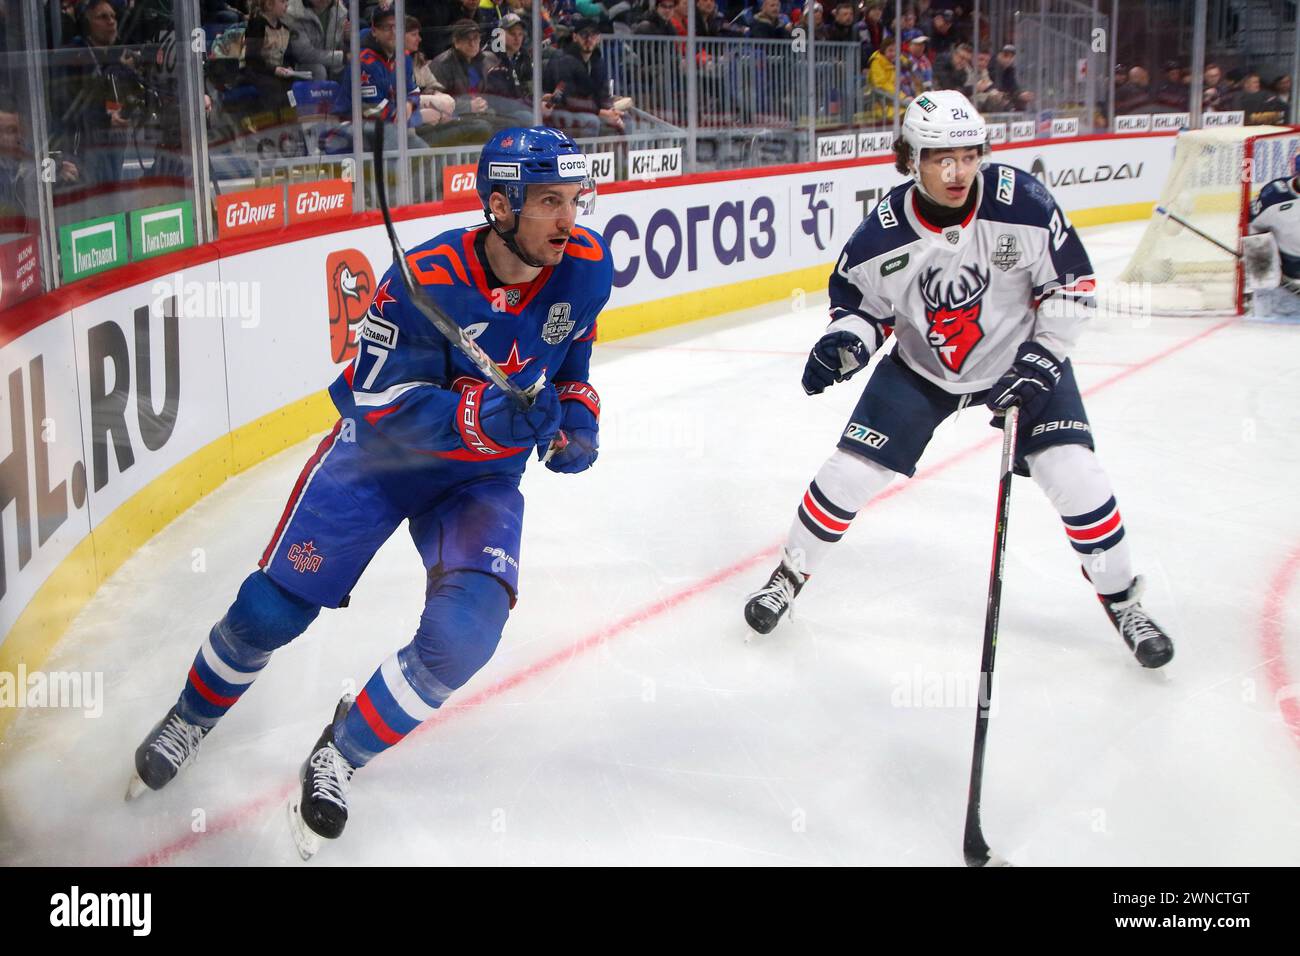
{"left": 1115, "top": 125, "right": 1299, "bottom": 314}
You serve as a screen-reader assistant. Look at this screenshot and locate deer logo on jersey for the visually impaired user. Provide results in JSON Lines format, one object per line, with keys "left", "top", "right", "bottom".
{"left": 918, "top": 264, "right": 990, "bottom": 373}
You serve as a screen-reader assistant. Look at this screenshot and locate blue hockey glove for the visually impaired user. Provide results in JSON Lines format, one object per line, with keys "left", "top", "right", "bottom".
{"left": 545, "top": 382, "right": 600, "bottom": 474}
{"left": 802, "top": 330, "right": 871, "bottom": 395}
{"left": 459, "top": 379, "right": 561, "bottom": 454}
{"left": 985, "top": 341, "right": 1063, "bottom": 420}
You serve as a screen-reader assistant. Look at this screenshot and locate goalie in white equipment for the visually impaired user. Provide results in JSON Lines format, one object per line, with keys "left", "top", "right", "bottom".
{"left": 1247, "top": 154, "right": 1300, "bottom": 299}
{"left": 743, "top": 91, "right": 1175, "bottom": 669}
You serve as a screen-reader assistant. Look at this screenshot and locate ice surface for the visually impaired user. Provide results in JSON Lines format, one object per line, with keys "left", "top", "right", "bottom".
{"left": 2, "top": 222, "right": 1298, "bottom": 866}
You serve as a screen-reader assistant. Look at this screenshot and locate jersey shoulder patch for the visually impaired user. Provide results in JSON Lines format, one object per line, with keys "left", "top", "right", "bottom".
{"left": 978, "top": 163, "right": 1058, "bottom": 228}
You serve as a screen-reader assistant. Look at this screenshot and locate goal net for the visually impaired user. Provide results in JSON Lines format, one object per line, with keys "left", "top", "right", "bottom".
{"left": 1117, "top": 125, "right": 1300, "bottom": 314}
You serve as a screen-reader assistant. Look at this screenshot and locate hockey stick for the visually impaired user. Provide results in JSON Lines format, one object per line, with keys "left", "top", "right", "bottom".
{"left": 1155, "top": 205, "right": 1282, "bottom": 293}
{"left": 962, "top": 403, "right": 1018, "bottom": 868}
{"left": 370, "top": 119, "right": 566, "bottom": 460}
{"left": 1154, "top": 205, "right": 1239, "bottom": 257}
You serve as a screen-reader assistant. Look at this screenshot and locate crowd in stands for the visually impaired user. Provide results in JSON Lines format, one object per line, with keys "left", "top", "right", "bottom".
{"left": 1114, "top": 59, "right": 1289, "bottom": 125}
{"left": 2, "top": 0, "right": 1291, "bottom": 211}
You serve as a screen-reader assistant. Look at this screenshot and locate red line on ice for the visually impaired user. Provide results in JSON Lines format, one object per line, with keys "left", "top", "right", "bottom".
{"left": 127, "top": 317, "right": 1235, "bottom": 866}
{"left": 1260, "top": 546, "right": 1300, "bottom": 751}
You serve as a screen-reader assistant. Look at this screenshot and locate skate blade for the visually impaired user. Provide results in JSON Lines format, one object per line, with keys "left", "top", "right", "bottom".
{"left": 286, "top": 797, "right": 322, "bottom": 861}
{"left": 124, "top": 773, "right": 148, "bottom": 802}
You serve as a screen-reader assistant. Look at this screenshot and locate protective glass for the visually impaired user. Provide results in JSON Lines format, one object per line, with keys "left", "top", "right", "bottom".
{"left": 516, "top": 178, "right": 598, "bottom": 219}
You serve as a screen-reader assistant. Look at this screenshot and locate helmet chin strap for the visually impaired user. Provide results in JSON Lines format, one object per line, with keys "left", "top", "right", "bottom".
{"left": 485, "top": 210, "right": 546, "bottom": 269}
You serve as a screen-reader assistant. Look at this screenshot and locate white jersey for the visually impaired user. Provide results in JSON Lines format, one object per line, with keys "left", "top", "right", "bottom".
{"left": 1248, "top": 176, "right": 1300, "bottom": 279}
{"left": 826, "top": 163, "right": 1096, "bottom": 394}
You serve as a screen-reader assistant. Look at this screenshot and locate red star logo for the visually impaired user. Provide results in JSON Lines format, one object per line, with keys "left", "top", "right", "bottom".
{"left": 370, "top": 278, "right": 397, "bottom": 316}
{"left": 498, "top": 340, "right": 534, "bottom": 375}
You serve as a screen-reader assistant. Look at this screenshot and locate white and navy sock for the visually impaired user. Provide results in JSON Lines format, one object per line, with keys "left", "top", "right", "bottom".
{"left": 787, "top": 449, "right": 896, "bottom": 575}
{"left": 1028, "top": 444, "right": 1134, "bottom": 596}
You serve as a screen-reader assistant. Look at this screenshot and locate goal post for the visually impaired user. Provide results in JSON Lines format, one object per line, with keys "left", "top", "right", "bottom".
{"left": 1117, "top": 125, "right": 1300, "bottom": 315}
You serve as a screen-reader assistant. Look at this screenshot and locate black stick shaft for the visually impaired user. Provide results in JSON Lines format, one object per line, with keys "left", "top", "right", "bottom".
{"left": 1155, "top": 205, "right": 1242, "bottom": 258}
{"left": 963, "top": 404, "right": 1018, "bottom": 867}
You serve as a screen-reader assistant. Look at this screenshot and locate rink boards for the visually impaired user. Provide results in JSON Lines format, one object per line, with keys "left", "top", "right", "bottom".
{"left": 0, "top": 132, "right": 1177, "bottom": 740}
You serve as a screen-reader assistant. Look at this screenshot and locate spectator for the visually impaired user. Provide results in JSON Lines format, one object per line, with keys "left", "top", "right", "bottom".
{"left": 544, "top": 18, "right": 625, "bottom": 136}
{"left": 748, "top": 0, "right": 792, "bottom": 39}
{"left": 0, "top": 103, "right": 79, "bottom": 223}
{"left": 329, "top": 6, "right": 436, "bottom": 149}
{"left": 635, "top": 0, "right": 678, "bottom": 35}
{"left": 928, "top": 9, "right": 961, "bottom": 58}
{"left": 697, "top": 0, "right": 745, "bottom": 37}
{"left": 896, "top": 8, "right": 920, "bottom": 43}
{"left": 935, "top": 39, "right": 976, "bottom": 97}
{"left": 992, "top": 44, "right": 1030, "bottom": 110}
{"left": 430, "top": 19, "right": 500, "bottom": 130}
{"left": 1115, "top": 65, "right": 1151, "bottom": 114}
{"left": 903, "top": 35, "right": 934, "bottom": 97}
{"left": 54, "top": 0, "right": 141, "bottom": 184}
{"left": 1202, "top": 62, "right": 1229, "bottom": 112}
{"left": 806, "top": 1, "right": 825, "bottom": 36}
{"left": 482, "top": 12, "right": 537, "bottom": 123}
{"left": 1272, "top": 72, "right": 1290, "bottom": 110}
{"left": 970, "top": 49, "right": 1008, "bottom": 112}
{"left": 819, "top": 0, "right": 857, "bottom": 42}
{"left": 859, "top": 1, "right": 886, "bottom": 56}
{"left": 866, "top": 33, "right": 901, "bottom": 118}
{"left": 1234, "top": 72, "right": 1286, "bottom": 125}
{"left": 407, "top": 17, "right": 456, "bottom": 119}
{"left": 286, "top": 0, "right": 348, "bottom": 82}
{"left": 1153, "top": 59, "right": 1188, "bottom": 111}
{"left": 54, "top": 0, "right": 79, "bottom": 45}
{"left": 425, "top": 0, "right": 487, "bottom": 58}
{"left": 243, "top": 0, "right": 301, "bottom": 124}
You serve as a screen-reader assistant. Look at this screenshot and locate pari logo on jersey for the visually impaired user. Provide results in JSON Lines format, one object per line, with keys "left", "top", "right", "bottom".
{"left": 918, "top": 264, "right": 991, "bottom": 373}
{"left": 325, "top": 250, "right": 375, "bottom": 364}
{"left": 843, "top": 422, "right": 889, "bottom": 449}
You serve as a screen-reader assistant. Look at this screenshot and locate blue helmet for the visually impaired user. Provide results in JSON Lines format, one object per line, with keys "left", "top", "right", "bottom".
{"left": 475, "top": 126, "right": 591, "bottom": 216}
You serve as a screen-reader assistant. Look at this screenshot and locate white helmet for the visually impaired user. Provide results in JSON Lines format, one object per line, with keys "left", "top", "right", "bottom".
{"left": 901, "top": 90, "right": 987, "bottom": 177}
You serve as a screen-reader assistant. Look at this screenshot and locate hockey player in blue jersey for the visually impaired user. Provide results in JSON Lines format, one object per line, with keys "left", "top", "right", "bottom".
{"left": 743, "top": 91, "right": 1175, "bottom": 669}
{"left": 128, "top": 127, "right": 612, "bottom": 857}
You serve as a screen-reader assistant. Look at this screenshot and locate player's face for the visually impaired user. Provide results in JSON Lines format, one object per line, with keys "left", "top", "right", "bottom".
{"left": 918, "top": 147, "right": 982, "bottom": 207}
{"left": 512, "top": 184, "right": 585, "bottom": 265}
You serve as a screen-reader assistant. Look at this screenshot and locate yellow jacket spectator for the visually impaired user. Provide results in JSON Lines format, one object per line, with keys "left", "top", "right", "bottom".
{"left": 867, "top": 38, "right": 900, "bottom": 120}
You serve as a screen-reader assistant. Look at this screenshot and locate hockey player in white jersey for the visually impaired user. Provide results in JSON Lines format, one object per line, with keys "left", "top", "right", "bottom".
{"left": 743, "top": 90, "right": 1174, "bottom": 668}
{"left": 1248, "top": 156, "right": 1300, "bottom": 296}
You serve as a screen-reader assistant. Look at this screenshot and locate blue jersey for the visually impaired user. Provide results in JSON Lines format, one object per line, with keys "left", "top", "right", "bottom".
{"left": 331, "top": 41, "right": 419, "bottom": 124}
{"left": 327, "top": 223, "right": 612, "bottom": 484}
